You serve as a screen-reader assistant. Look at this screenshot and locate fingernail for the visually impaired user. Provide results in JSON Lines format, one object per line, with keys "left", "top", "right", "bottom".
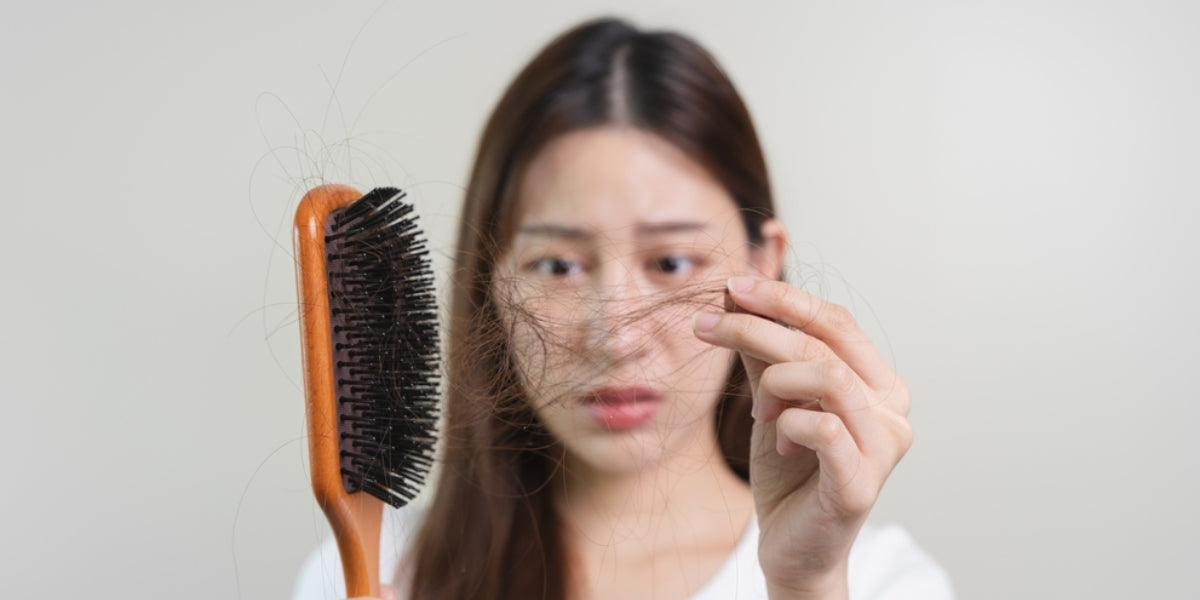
{"left": 692, "top": 311, "right": 720, "bottom": 332}
{"left": 728, "top": 276, "right": 755, "bottom": 294}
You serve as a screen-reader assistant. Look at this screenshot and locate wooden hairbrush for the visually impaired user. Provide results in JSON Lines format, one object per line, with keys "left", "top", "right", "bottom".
{"left": 294, "top": 184, "right": 440, "bottom": 597}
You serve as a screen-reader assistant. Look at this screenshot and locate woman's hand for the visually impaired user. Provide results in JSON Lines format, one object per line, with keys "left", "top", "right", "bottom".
{"left": 693, "top": 276, "right": 913, "bottom": 600}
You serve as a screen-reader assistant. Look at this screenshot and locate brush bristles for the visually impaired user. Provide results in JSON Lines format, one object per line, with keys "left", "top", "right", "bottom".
{"left": 324, "top": 187, "right": 440, "bottom": 508}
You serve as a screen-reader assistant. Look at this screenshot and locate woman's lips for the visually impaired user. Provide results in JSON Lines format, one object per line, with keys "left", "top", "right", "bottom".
{"left": 584, "top": 386, "right": 662, "bottom": 430}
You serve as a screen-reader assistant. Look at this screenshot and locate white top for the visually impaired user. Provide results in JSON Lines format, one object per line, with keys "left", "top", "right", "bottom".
{"left": 293, "top": 502, "right": 954, "bottom": 600}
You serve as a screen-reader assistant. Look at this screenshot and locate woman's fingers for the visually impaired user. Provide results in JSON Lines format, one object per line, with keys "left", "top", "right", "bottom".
{"left": 693, "top": 309, "right": 832, "bottom": 405}
{"left": 692, "top": 310, "right": 834, "bottom": 366}
{"left": 773, "top": 408, "right": 876, "bottom": 512}
{"left": 725, "top": 277, "right": 895, "bottom": 390}
{"left": 693, "top": 281, "right": 913, "bottom": 430}
{"left": 757, "top": 361, "right": 910, "bottom": 459}
{"left": 756, "top": 360, "right": 866, "bottom": 419}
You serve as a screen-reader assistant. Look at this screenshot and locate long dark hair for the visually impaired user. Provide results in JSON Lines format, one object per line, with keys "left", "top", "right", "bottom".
{"left": 408, "top": 17, "right": 776, "bottom": 599}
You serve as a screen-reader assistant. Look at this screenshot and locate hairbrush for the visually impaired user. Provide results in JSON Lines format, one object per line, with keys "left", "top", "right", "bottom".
{"left": 293, "top": 184, "right": 440, "bottom": 598}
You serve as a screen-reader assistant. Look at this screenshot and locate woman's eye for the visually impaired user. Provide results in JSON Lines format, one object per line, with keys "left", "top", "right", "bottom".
{"left": 650, "top": 256, "right": 696, "bottom": 275}
{"left": 530, "top": 257, "right": 580, "bottom": 277}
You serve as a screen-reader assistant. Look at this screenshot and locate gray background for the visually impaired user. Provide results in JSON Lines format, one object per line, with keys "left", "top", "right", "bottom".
{"left": 3, "top": 0, "right": 1196, "bottom": 598}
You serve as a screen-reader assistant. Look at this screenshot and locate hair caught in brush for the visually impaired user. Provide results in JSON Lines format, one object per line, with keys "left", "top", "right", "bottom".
{"left": 294, "top": 184, "right": 441, "bottom": 598}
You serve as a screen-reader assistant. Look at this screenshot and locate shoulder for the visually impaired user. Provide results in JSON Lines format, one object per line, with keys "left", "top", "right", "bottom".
{"left": 291, "top": 501, "right": 429, "bottom": 600}
{"left": 847, "top": 522, "right": 956, "bottom": 600}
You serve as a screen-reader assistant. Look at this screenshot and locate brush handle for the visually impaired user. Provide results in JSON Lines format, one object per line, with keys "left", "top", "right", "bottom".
{"left": 295, "top": 184, "right": 383, "bottom": 598}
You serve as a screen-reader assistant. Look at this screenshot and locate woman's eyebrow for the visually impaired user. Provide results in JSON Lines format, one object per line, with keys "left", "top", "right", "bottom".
{"left": 634, "top": 221, "right": 708, "bottom": 236}
{"left": 517, "top": 224, "right": 592, "bottom": 240}
{"left": 517, "top": 221, "right": 709, "bottom": 239}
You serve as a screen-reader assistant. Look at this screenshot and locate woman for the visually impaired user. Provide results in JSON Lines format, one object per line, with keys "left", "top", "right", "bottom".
{"left": 296, "top": 17, "right": 952, "bottom": 600}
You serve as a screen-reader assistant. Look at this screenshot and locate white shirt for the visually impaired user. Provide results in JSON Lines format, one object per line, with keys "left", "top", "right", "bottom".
{"left": 293, "top": 502, "right": 954, "bottom": 600}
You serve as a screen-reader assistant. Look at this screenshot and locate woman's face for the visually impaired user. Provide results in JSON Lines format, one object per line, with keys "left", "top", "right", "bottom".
{"left": 492, "top": 127, "right": 774, "bottom": 475}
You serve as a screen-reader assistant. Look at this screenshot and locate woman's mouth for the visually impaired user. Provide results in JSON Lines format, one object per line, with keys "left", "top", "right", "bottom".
{"left": 583, "top": 386, "right": 662, "bottom": 430}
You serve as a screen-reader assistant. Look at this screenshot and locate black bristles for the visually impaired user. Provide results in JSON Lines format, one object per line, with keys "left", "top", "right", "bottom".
{"left": 323, "top": 187, "right": 440, "bottom": 508}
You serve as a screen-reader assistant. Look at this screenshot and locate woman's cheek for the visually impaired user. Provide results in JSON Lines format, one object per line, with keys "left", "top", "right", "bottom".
{"left": 507, "top": 301, "right": 588, "bottom": 394}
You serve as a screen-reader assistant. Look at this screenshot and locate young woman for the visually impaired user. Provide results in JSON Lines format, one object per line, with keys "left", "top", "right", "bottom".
{"left": 295, "top": 17, "right": 952, "bottom": 600}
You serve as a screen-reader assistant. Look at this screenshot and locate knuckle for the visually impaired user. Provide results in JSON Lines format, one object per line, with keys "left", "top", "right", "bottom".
{"left": 894, "top": 416, "right": 915, "bottom": 454}
{"left": 822, "top": 361, "right": 858, "bottom": 393}
{"left": 878, "top": 411, "right": 914, "bottom": 456}
{"left": 731, "top": 314, "right": 757, "bottom": 341}
{"left": 799, "top": 337, "right": 830, "bottom": 361}
{"left": 883, "top": 373, "right": 909, "bottom": 397}
{"left": 758, "top": 363, "right": 782, "bottom": 392}
{"left": 813, "top": 412, "right": 844, "bottom": 447}
{"left": 883, "top": 376, "right": 912, "bottom": 414}
{"left": 766, "top": 279, "right": 792, "bottom": 306}
{"left": 822, "top": 303, "right": 857, "bottom": 334}
{"left": 839, "top": 480, "right": 877, "bottom": 515}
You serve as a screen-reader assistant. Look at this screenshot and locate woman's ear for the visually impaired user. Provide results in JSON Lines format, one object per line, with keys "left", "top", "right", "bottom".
{"left": 750, "top": 219, "right": 788, "bottom": 280}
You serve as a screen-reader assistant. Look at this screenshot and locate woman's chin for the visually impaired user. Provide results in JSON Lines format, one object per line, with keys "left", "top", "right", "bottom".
{"left": 559, "top": 418, "right": 705, "bottom": 477}
{"left": 564, "top": 434, "right": 672, "bottom": 476}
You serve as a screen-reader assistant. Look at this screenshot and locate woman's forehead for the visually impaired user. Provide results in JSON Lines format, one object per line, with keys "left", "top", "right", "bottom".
{"left": 514, "top": 127, "right": 739, "bottom": 230}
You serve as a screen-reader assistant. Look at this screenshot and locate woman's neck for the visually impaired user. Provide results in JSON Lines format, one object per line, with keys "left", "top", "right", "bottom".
{"left": 556, "top": 425, "right": 755, "bottom": 567}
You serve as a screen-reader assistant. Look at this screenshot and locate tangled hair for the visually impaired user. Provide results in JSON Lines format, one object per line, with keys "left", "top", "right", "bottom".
{"left": 408, "top": 17, "right": 775, "bottom": 600}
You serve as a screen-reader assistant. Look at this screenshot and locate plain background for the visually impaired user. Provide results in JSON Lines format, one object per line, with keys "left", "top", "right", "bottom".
{"left": 2, "top": 0, "right": 1197, "bottom": 598}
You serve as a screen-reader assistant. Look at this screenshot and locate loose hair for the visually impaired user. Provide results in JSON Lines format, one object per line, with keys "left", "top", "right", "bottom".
{"left": 408, "top": 17, "right": 776, "bottom": 600}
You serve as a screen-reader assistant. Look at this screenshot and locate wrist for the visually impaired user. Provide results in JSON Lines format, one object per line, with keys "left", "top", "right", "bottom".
{"left": 765, "top": 567, "right": 848, "bottom": 600}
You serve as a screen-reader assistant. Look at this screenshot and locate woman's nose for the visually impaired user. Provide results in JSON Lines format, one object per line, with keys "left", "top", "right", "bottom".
{"left": 583, "top": 263, "right": 653, "bottom": 363}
